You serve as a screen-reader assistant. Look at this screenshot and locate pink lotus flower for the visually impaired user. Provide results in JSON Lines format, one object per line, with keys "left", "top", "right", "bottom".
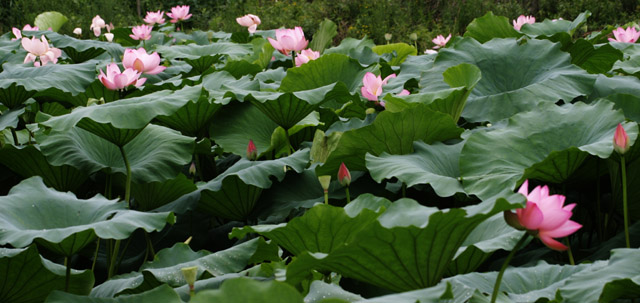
{"left": 98, "top": 63, "right": 146, "bottom": 91}
{"left": 167, "top": 5, "right": 192, "bottom": 23}
{"left": 609, "top": 26, "right": 640, "bottom": 43}
{"left": 361, "top": 72, "right": 396, "bottom": 101}
{"left": 338, "top": 162, "right": 351, "bottom": 186}
{"left": 130, "top": 25, "right": 152, "bottom": 41}
{"left": 236, "top": 14, "right": 261, "bottom": 34}
{"left": 11, "top": 28, "right": 22, "bottom": 41}
{"left": 90, "top": 15, "right": 106, "bottom": 37}
{"left": 504, "top": 180, "right": 582, "bottom": 251}
{"left": 432, "top": 34, "right": 451, "bottom": 49}
{"left": 144, "top": 10, "right": 166, "bottom": 25}
{"left": 22, "top": 24, "right": 39, "bottom": 31}
{"left": 122, "top": 48, "right": 166, "bottom": 75}
{"left": 21, "top": 36, "right": 62, "bottom": 67}
{"left": 295, "top": 48, "right": 320, "bottom": 66}
{"left": 513, "top": 15, "right": 535, "bottom": 31}
{"left": 614, "top": 123, "right": 630, "bottom": 155}
{"left": 268, "top": 27, "right": 309, "bottom": 55}
{"left": 247, "top": 140, "right": 258, "bottom": 160}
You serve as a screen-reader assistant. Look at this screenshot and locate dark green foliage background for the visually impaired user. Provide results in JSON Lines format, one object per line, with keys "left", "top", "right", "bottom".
{"left": 3, "top": 0, "right": 640, "bottom": 50}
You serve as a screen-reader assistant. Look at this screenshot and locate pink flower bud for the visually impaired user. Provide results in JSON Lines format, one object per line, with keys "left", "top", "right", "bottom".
{"left": 614, "top": 123, "right": 630, "bottom": 155}
{"left": 247, "top": 140, "right": 258, "bottom": 160}
{"left": 338, "top": 162, "right": 351, "bottom": 187}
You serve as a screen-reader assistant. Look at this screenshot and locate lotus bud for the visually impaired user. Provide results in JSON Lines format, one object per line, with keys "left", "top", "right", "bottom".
{"left": 247, "top": 139, "right": 258, "bottom": 160}
{"left": 614, "top": 123, "right": 630, "bottom": 155}
{"left": 384, "top": 33, "right": 392, "bottom": 42}
{"left": 338, "top": 162, "right": 351, "bottom": 187}
{"left": 181, "top": 266, "right": 198, "bottom": 293}
{"left": 189, "top": 162, "right": 196, "bottom": 176}
{"left": 409, "top": 33, "right": 418, "bottom": 41}
{"left": 104, "top": 33, "right": 114, "bottom": 42}
{"left": 318, "top": 175, "right": 331, "bottom": 192}
{"left": 73, "top": 28, "right": 82, "bottom": 36}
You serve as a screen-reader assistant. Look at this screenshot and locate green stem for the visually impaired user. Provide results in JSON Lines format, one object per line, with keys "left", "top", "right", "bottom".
{"left": 105, "top": 174, "right": 112, "bottom": 199}
{"left": 491, "top": 233, "right": 529, "bottom": 303}
{"left": 596, "top": 160, "right": 602, "bottom": 242}
{"left": 565, "top": 237, "right": 575, "bottom": 265}
{"left": 144, "top": 231, "right": 156, "bottom": 261}
{"left": 194, "top": 154, "right": 204, "bottom": 182}
{"left": 118, "top": 146, "right": 132, "bottom": 208}
{"left": 323, "top": 190, "right": 329, "bottom": 205}
{"left": 65, "top": 257, "right": 71, "bottom": 292}
{"left": 10, "top": 128, "right": 18, "bottom": 145}
{"left": 622, "top": 155, "right": 630, "bottom": 248}
{"left": 401, "top": 183, "right": 407, "bottom": 198}
{"left": 345, "top": 186, "right": 351, "bottom": 204}
{"left": 91, "top": 239, "right": 100, "bottom": 272}
{"left": 108, "top": 240, "right": 121, "bottom": 279}
{"left": 291, "top": 50, "right": 297, "bottom": 67}
{"left": 116, "top": 236, "right": 133, "bottom": 270}
{"left": 284, "top": 128, "right": 293, "bottom": 156}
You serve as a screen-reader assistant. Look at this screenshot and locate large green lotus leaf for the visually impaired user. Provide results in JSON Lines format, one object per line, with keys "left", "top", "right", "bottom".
{"left": 191, "top": 277, "right": 303, "bottom": 303}
{"left": 0, "top": 62, "right": 96, "bottom": 108}
{"left": 210, "top": 101, "right": 279, "bottom": 157}
{"left": 0, "top": 106, "right": 24, "bottom": 132}
{"left": 157, "top": 43, "right": 252, "bottom": 60}
{"left": 366, "top": 141, "right": 464, "bottom": 198}
{"left": 460, "top": 101, "right": 637, "bottom": 200}
{"left": 46, "top": 32, "right": 124, "bottom": 62}
{"left": 34, "top": 12, "right": 68, "bottom": 32}
{"left": 286, "top": 197, "right": 516, "bottom": 292}
{"left": 569, "top": 39, "right": 622, "bottom": 74}
{"left": 463, "top": 12, "right": 521, "bottom": 43}
{"left": 38, "top": 124, "right": 194, "bottom": 184}
{"left": 158, "top": 150, "right": 309, "bottom": 218}
{"left": 421, "top": 38, "right": 596, "bottom": 123}
{"left": 446, "top": 213, "right": 525, "bottom": 276}
{"left": 324, "top": 37, "right": 381, "bottom": 66}
{"left": 40, "top": 85, "right": 203, "bottom": 146}
{"left": 90, "top": 238, "right": 279, "bottom": 297}
{"left": 305, "top": 280, "right": 364, "bottom": 303}
{"left": 230, "top": 196, "right": 389, "bottom": 255}
{"left": 279, "top": 54, "right": 372, "bottom": 93}
{"left": 0, "top": 176, "right": 175, "bottom": 256}
{"left": 372, "top": 43, "right": 417, "bottom": 66}
{"left": 310, "top": 19, "right": 338, "bottom": 53}
{"left": 236, "top": 83, "right": 349, "bottom": 130}
{"left": 589, "top": 74, "right": 640, "bottom": 102}
{"left": 315, "top": 103, "right": 462, "bottom": 176}
{"left": 47, "top": 285, "right": 182, "bottom": 303}
{"left": 0, "top": 144, "right": 87, "bottom": 192}
{"left": 131, "top": 174, "right": 196, "bottom": 211}
{"left": 0, "top": 246, "right": 94, "bottom": 303}
{"left": 520, "top": 11, "right": 590, "bottom": 37}
{"left": 155, "top": 93, "right": 222, "bottom": 137}
{"left": 601, "top": 94, "right": 640, "bottom": 123}
{"left": 385, "top": 63, "right": 481, "bottom": 123}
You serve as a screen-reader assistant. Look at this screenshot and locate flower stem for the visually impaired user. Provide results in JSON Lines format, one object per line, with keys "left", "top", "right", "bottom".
{"left": 621, "top": 155, "right": 630, "bottom": 248}
{"left": 118, "top": 146, "right": 132, "bottom": 209}
{"left": 65, "top": 256, "right": 71, "bottom": 292}
{"left": 108, "top": 239, "right": 121, "bottom": 278}
{"left": 323, "top": 189, "right": 329, "bottom": 205}
{"left": 291, "top": 50, "right": 297, "bottom": 67}
{"left": 10, "top": 128, "right": 18, "bottom": 145}
{"left": 491, "top": 233, "right": 529, "bottom": 303}
{"left": 565, "top": 237, "right": 575, "bottom": 265}
{"left": 345, "top": 186, "right": 351, "bottom": 204}
{"left": 91, "top": 238, "right": 100, "bottom": 272}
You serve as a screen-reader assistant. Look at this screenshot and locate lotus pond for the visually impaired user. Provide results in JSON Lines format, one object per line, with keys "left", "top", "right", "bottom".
{"left": 0, "top": 7, "right": 640, "bottom": 303}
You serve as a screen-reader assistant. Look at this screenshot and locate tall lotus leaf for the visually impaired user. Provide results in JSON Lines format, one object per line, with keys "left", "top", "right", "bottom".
{"left": 385, "top": 63, "right": 481, "bottom": 122}
{"left": 520, "top": 11, "right": 590, "bottom": 37}
{"left": 324, "top": 37, "right": 381, "bottom": 65}
{"left": 589, "top": 74, "right": 640, "bottom": 102}
{"left": 286, "top": 197, "right": 516, "bottom": 292}
{"left": 463, "top": 12, "right": 521, "bottom": 43}
{"left": 310, "top": 19, "right": 338, "bottom": 53}
{"left": 38, "top": 125, "right": 194, "bottom": 184}
{"left": 460, "top": 101, "right": 638, "bottom": 200}
{"left": 0, "top": 62, "right": 96, "bottom": 109}
{"left": 191, "top": 277, "right": 303, "bottom": 303}
{"left": 91, "top": 238, "right": 279, "bottom": 297}
{"left": 314, "top": 103, "right": 462, "bottom": 175}
{"left": 131, "top": 174, "right": 196, "bottom": 211}
{"left": 157, "top": 43, "right": 252, "bottom": 73}
{"left": 155, "top": 94, "right": 222, "bottom": 137}
{"left": 33, "top": 12, "right": 68, "bottom": 32}
{"left": 0, "top": 177, "right": 175, "bottom": 256}
{"left": 305, "top": 280, "right": 364, "bottom": 303}
{"left": 421, "top": 38, "right": 596, "bottom": 123}
{"left": 47, "top": 285, "right": 182, "bottom": 303}
{"left": 602, "top": 94, "right": 640, "bottom": 123}
{"left": 0, "top": 144, "right": 87, "bottom": 192}
{"left": 372, "top": 43, "right": 417, "bottom": 66}
{"left": 0, "top": 246, "right": 94, "bottom": 303}
{"left": 366, "top": 141, "right": 464, "bottom": 197}
{"left": 46, "top": 32, "right": 125, "bottom": 62}
{"left": 280, "top": 54, "right": 372, "bottom": 93}
{"left": 222, "top": 60, "right": 263, "bottom": 79}
{"left": 40, "top": 86, "right": 203, "bottom": 146}
{"left": 570, "top": 39, "right": 623, "bottom": 74}
{"left": 0, "top": 106, "right": 24, "bottom": 132}
{"left": 159, "top": 150, "right": 309, "bottom": 218}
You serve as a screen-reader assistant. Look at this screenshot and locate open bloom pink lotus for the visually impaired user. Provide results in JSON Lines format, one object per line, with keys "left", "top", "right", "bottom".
{"left": 236, "top": 14, "right": 261, "bottom": 34}
{"left": 361, "top": 72, "right": 396, "bottom": 101}
{"left": 130, "top": 25, "right": 152, "bottom": 40}
{"left": 268, "top": 27, "right": 309, "bottom": 55}
{"left": 513, "top": 15, "right": 535, "bottom": 30}
{"left": 90, "top": 15, "right": 106, "bottom": 37}
{"left": 614, "top": 123, "right": 630, "bottom": 154}
{"left": 122, "top": 48, "right": 166, "bottom": 75}
{"left": 21, "top": 36, "right": 62, "bottom": 67}
{"left": 504, "top": 180, "right": 582, "bottom": 251}
{"left": 432, "top": 34, "right": 451, "bottom": 49}
{"left": 295, "top": 48, "right": 320, "bottom": 66}
{"left": 144, "top": 10, "right": 166, "bottom": 25}
{"left": 609, "top": 26, "right": 640, "bottom": 43}
{"left": 98, "top": 63, "right": 146, "bottom": 91}
{"left": 167, "top": 5, "right": 192, "bottom": 23}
